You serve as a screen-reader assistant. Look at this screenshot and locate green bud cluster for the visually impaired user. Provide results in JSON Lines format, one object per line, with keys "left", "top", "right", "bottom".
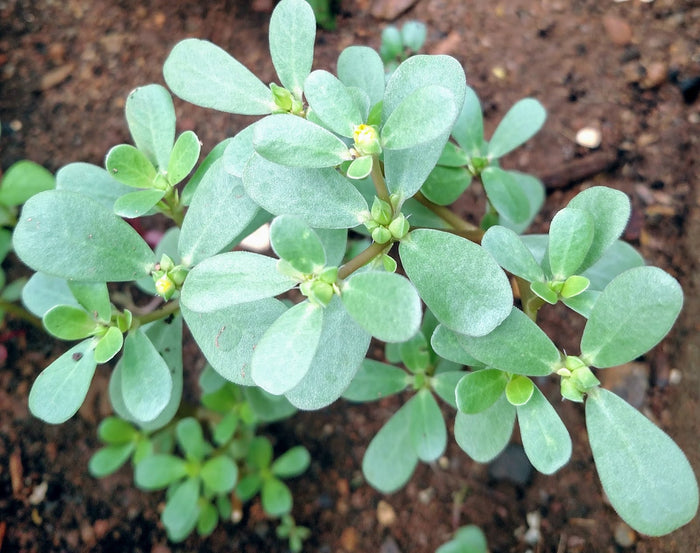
{"left": 151, "top": 254, "right": 188, "bottom": 301}
{"left": 299, "top": 266, "right": 339, "bottom": 308}
{"left": 363, "top": 196, "right": 410, "bottom": 245}
{"left": 557, "top": 356, "right": 600, "bottom": 402}
{"left": 270, "top": 83, "right": 304, "bottom": 115}
{"left": 352, "top": 124, "right": 382, "bottom": 156}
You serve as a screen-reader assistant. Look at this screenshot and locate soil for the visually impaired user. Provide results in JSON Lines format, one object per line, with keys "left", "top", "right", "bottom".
{"left": 1, "top": 1, "right": 699, "bottom": 552}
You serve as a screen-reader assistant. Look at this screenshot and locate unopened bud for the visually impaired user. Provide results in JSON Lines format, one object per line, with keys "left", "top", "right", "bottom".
{"left": 371, "top": 226, "right": 392, "bottom": 244}
{"left": 353, "top": 124, "right": 382, "bottom": 156}
{"left": 388, "top": 213, "right": 410, "bottom": 240}
{"left": 270, "top": 83, "right": 293, "bottom": 112}
{"left": 371, "top": 197, "right": 393, "bottom": 226}
{"left": 155, "top": 274, "right": 176, "bottom": 300}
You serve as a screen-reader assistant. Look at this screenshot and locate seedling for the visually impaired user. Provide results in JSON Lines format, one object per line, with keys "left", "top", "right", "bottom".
{"left": 10, "top": 0, "right": 697, "bottom": 544}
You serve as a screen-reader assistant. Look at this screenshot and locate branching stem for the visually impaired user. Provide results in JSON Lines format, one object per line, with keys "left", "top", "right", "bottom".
{"left": 370, "top": 156, "right": 390, "bottom": 203}
{"left": 338, "top": 242, "right": 388, "bottom": 280}
{"left": 413, "top": 192, "right": 483, "bottom": 243}
{"left": 133, "top": 300, "right": 181, "bottom": 327}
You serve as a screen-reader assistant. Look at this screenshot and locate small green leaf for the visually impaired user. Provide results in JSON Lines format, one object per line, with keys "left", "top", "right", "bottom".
{"left": 55, "top": 162, "right": 133, "bottom": 210}
{"left": 269, "top": 0, "right": 316, "bottom": 99}
{"left": 243, "top": 386, "right": 297, "bottom": 422}
{"left": 487, "top": 98, "right": 546, "bottom": 159}
{"left": 530, "top": 280, "right": 558, "bottom": 305}
{"left": 262, "top": 478, "right": 293, "bottom": 517}
{"left": 548, "top": 207, "right": 594, "bottom": 280}
{"left": 183, "top": 137, "right": 233, "bottom": 202}
{"left": 167, "top": 130, "right": 201, "bottom": 185}
{"left": 452, "top": 86, "right": 485, "bottom": 157}
{"left": 134, "top": 454, "right": 188, "bottom": 490}
{"left": 454, "top": 394, "right": 515, "bottom": 463}
{"left": 162, "top": 478, "right": 200, "bottom": 542}
{"left": 505, "top": 375, "right": 534, "bottom": 406}
{"left": 125, "top": 84, "right": 175, "bottom": 169}
{"left": 43, "top": 305, "right": 98, "bottom": 340}
{"left": 212, "top": 412, "right": 238, "bottom": 445}
{"left": 497, "top": 171, "right": 545, "bottom": 234}
{"left": 420, "top": 165, "right": 471, "bottom": 206}
{"left": 272, "top": 446, "right": 311, "bottom": 478}
{"left": 98, "top": 416, "right": 138, "bottom": 443}
{"left": 481, "top": 167, "right": 530, "bottom": 224}
{"left": 201, "top": 456, "right": 238, "bottom": 493}
{"left": 251, "top": 302, "right": 323, "bottom": 395}
{"left": 362, "top": 399, "right": 418, "bottom": 493}
{"left": 0, "top": 160, "right": 55, "bottom": 206}
{"left": 120, "top": 329, "right": 173, "bottom": 423}
{"left": 455, "top": 369, "right": 508, "bottom": 414}
{"left": 346, "top": 156, "right": 374, "bottom": 180}
{"left": 567, "top": 186, "right": 631, "bottom": 271}
{"left": 253, "top": 114, "right": 351, "bottom": 168}
{"left": 28, "top": 341, "right": 97, "bottom": 424}
{"left": 430, "top": 325, "right": 484, "bottom": 367}
{"left": 399, "top": 332, "right": 430, "bottom": 373}
{"left": 436, "top": 525, "right": 488, "bottom": 553}
{"left": 113, "top": 189, "right": 165, "bottom": 219}
{"left": 248, "top": 436, "right": 273, "bottom": 470}
{"left": 105, "top": 144, "right": 158, "bottom": 189}
{"left": 176, "top": 417, "right": 208, "bottom": 462}
{"left": 67, "top": 281, "right": 111, "bottom": 322}
{"left": 481, "top": 225, "right": 545, "bottom": 283}
{"left": 14, "top": 190, "right": 155, "bottom": 282}
{"left": 94, "top": 326, "right": 124, "bottom": 364}
{"left": 197, "top": 501, "right": 218, "bottom": 537}
{"left": 236, "top": 474, "right": 263, "bottom": 502}
{"left": 400, "top": 229, "right": 512, "bottom": 337}
{"left": 562, "top": 290, "right": 600, "bottom": 318}
{"left": 560, "top": 275, "right": 590, "bottom": 299}
{"left": 581, "top": 267, "right": 683, "bottom": 368}
{"left": 430, "top": 370, "right": 464, "bottom": 409}
{"left": 342, "top": 359, "right": 409, "bottom": 402}
{"left": 88, "top": 443, "right": 135, "bottom": 478}
{"left": 304, "top": 70, "right": 362, "bottom": 137}
{"left": 516, "top": 386, "right": 571, "bottom": 474}
{"left": 163, "top": 38, "right": 275, "bottom": 115}
{"left": 586, "top": 388, "right": 698, "bottom": 536}
{"left": 401, "top": 21, "right": 427, "bottom": 52}
{"left": 341, "top": 271, "right": 422, "bottom": 343}
{"left": 410, "top": 390, "right": 447, "bottom": 462}
{"left": 270, "top": 215, "right": 326, "bottom": 274}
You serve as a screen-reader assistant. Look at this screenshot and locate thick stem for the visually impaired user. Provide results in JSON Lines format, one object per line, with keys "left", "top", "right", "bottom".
{"left": 338, "top": 241, "right": 388, "bottom": 280}
{"left": 516, "top": 276, "right": 544, "bottom": 322}
{"left": 413, "top": 191, "right": 483, "bottom": 242}
{"left": 370, "top": 156, "right": 390, "bottom": 203}
{"left": 133, "top": 300, "right": 181, "bottom": 327}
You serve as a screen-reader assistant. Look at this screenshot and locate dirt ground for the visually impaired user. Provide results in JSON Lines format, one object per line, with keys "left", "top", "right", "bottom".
{"left": 0, "top": 0, "right": 699, "bottom": 552}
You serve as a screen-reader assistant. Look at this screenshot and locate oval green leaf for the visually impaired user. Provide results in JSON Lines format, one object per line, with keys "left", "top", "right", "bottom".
{"left": 167, "top": 130, "right": 201, "bottom": 185}
{"left": 454, "top": 394, "right": 515, "bottom": 463}
{"left": 505, "top": 375, "right": 534, "bottom": 406}
{"left": 304, "top": 70, "right": 362, "bottom": 137}
{"left": 43, "top": 305, "right": 97, "bottom": 340}
{"left": 125, "top": 84, "right": 175, "bottom": 169}
{"left": 342, "top": 358, "right": 409, "bottom": 402}
{"left": 135, "top": 454, "right": 188, "bottom": 490}
{"left": 410, "top": 389, "right": 447, "bottom": 462}
{"left": 272, "top": 446, "right": 311, "bottom": 478}
{"left": 487, "top": 98, "right": 546, "bottom": 159}
{"left": 337, "top": 46, "right": 385, "bottom": 106}
{"left": 113, "top": 189, "right": 165, "bottom": 219}
{"left": 455, "top": 369, "right": 508, "bottom": 414}
{"left": 548, "top": 207, "right": 594, "bottom": 280}
{"left": 482, "top": 225, "right": 545, "bottom": 283}
{"left": 270, "top": 215, "right": 326, "bottom": 274}
{"left": 201, "top": 455, "right": 238, "bottom": 494}
{"left": 481, "top": 167, "right": 530, "bottom": 224}
{"left": 0, "top": 160, "right": 55, "bottom": 207}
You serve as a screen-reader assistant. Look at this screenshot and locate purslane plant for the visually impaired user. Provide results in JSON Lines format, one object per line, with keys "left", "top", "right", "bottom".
{"left": 11, "top": 0, "right": 698, "bottom": 543}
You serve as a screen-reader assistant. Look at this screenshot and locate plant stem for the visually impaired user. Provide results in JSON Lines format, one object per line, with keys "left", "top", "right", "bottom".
{"left": 0, "top": 299, "right": 43, "bottom": 329}
{"left": 338, "top": 241, "right": 387, "bottom": 280}
{"left": 371, "top": 156, "right": 390, "bottom": 202}
{"left": 413, "top": 192, "right": 484, "bottom": 243}
{"left": 516, "top": 276, "right": 544, "bottom": 322}
{"left": 133, "top": 300, "right": 180, "bottom": 327}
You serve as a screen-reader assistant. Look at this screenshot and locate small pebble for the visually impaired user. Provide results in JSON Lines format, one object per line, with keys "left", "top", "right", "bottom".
{"left": 643, "top": 61, "right": 667, "bottom": 88}
{"left": 491, "top": 66, "right": 507, "bottom": 80}
{"left": 669, "top": 368, "right": 682, "bottom": 385}
{"left": 339, "top": 527, "right": 359, "bottom": 552}
{"left": 614, "top": 521, "right": 637, "bottom": 547}
{"left": 377, "top": 499, "right": 397, "bottom": 526}
{"left": 602, "top": 15, "right": 633, "bottom": 46}
{"left": 575, "top": 127, "right": 602, "bottom": 149}
{"left": 239, "top": 223, "right": 270, "bottom": 252}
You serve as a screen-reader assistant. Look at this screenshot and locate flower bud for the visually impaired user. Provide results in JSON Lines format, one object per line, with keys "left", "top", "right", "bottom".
{"left": 353, "top": 124, "right": 382, "bottom": 156}
{"left": 154, "top": 274, "right": 176, "bottom": 300}
{"left": 310, "top": 280, "right": 334, "bottom": 307}
{"left": 371, "top": 226, "right": 392, "bottom": 245}
{"left": 371, "top": 197, "right": 393, "bottom": 226}
{"left": 388, "top": 213, "right": 410, "bottom": 240}
{"left": 318, "top": 266, "right": 338, "bottom": 285}
{"left": 270, "top": 83, "right": 293, "bottom": 112}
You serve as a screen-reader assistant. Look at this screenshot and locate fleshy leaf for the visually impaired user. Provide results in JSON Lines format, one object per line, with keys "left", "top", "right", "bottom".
{"left": 430, "top": 370, "right": 465, "bottom": 409}
{"left": 113, "top": 189, "right": 165, "bottom": 219}
{"left": 400, "top": 229, "right": 512, "bottom": 337}
{"left": 567, "top": 186, "right": 631, "bottom": 272}
{"left": 580, "top": 266, "right": 683, "bottom": 368}
{"left": 251, "top": 302, "right": 323, "bottom": 395}
{"left": 420, "top": 165, "right": 471, "bottom": 206}
{"left": 284, "top": 296, "right": 371, "bottom": 410}
{"left": 548, "top": 207, "right": 594, "bottom": 280}
{"left": 445, "top": 307, "right": 560, "bottom": 376}
{"left": 487, "top": 98, "right": 546, "bottom": 159}
{"left": 14, "top": 190, "right": 155, "bottom": 282}
{"left": 180, "top": 251, "right": 296, "bottom": 313}
{"left": 178, "top": 159, "right": 259, "bottom": 266}
{"left": 43, "top": 305, "right": 98, "bottom": 340}
{"left": 162, "top": 478, "right": 200, "bottom": 542}
{"left": 362, "top": 399, "right": 418, "bottom": 493}
{"left": 135, "top": 454, "right": 188, "bottom": 490}
{"left": 342, "top": 358, "right": 409, "bottom": 402}
{"left": 497, "top": 171, "right": 545, "bottom": 234}
{"left": 163, "top": 38, "right": 275, "bottom": 115}
{"left": 182, "top": 137, "right": 233, "bottom": 203}
{"left": 55, "top": 162, "right": 133, "bottom": 210}
{"left": 120, "top": 329, "right": 173, "bottom": 423}
{"left": 105, "top": 144, "right": 158, "bottom": 189}
{"left": 125, "top": 84, "right": 175, "bottom": 169}
{"left": 337, "top": 46, "right": 385, "bottom": 106}
{"left": 176, "top": 417, "right": 208, "bottom": 462}
{"left": 201, "top": 456, "right": 238, "bottom": 494}
{"left": 410, "top": 389, "right": 447, "bottom": 462}
{"left": 243, "top": 154, "right": 367, "bottom": 229}
{"left": 0, "top": 160, "right": 55, "bottom": 207}
{"left": 516, "top": 386, "right": 571, "bottom": 474}
{"left": 88, "top": 443, "right": 135, "bottom": 477}
{"left": 269, "top": 0, "right": 315, "bottom": 99}
{"left": 253, "top": 114, "right": 351, "bottom": 168}
{"left": 585, "top": 387, "right": 698, "bottom": 536}
{"left": 454, "top": 394, "right": 515, "bottom": 463}
{"left": 181, "top": 298, "right": 287, "bottom": 386}
{"left": 481, "top": 225, "right": 545, "bottom": 283}
{"left": 451, "top": 86, "right": 485, "bottom": 157}
{"left": 304, "top": 70, "right": 362, "bottom": 137}
{"left": 341, "top": 271, "right": 422, "bottom": 343}
{"left": 68, "top": 281, "right": 111, "bottom": 322}
{"left": 481, "top": 167, "right": 530, "bottom": 224}
{"left": 22, "top": 273, "right": 80, "bottom": 318}
{"left": 430, "top": 325, "right": 484, "bottom": 367}
{"left": 270, "top": 215, "right": 326, "bottom": 274}
{"left": 272, "top": 446, "right": 311, "bottom": 478}
{"left": 581, "top": 240, "right": 644, "bottom": 291}
{"left": 261, "top": 478, "right": 293, "bottom": 516}
{"left": 505, "top": 375, "right": 534, "bottom": 406}
{"left": 94, "top": 326, "right": 124, "bottom": 364}
{"left": 28, "top": 340, "right": 97, "bottom": 424}
{"left": 167, "top": 130, "right": 201, "bottom": 185}
{"left": 455, "top": 369, "right": 508, "bottom": 414}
